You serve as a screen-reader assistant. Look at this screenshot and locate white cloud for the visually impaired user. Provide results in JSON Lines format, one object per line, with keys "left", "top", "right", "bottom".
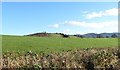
{"left": 62, "top": 29, "right": 70, "bottom": 34}
{"left": 62, "top": 29, "right": 83, "bottom": 35}
{"left": 64, "top": 21, "right": 118, "bottom": 29}
{"left": 48, "top": 24, "right": 59, "bottom": 28}
{"left": 62, "top": 30, "right": 86, "bottom": 35}
{"left": 48, "top": 20, "right": 118, "bottom": 34}
{"left": 85, "top": 8, "right": 118, "bottom": 19}
{"left": 63, "top": 20, "right": 118, "bottom": 34}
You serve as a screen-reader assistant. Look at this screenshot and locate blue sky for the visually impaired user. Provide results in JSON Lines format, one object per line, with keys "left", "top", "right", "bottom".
{"left": 2, "top": 2, "right": 118, "bottom": 35}
{"left": 2, "top": 0, "right": 119, "bottom": 2}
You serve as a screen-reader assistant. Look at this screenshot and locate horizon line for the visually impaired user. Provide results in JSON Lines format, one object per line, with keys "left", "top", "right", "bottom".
{"left": 1, "top": 32, "right": 119, "bottom": 36}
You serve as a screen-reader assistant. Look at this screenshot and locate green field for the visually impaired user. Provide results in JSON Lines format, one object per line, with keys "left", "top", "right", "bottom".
{"left": 2, "top": 35, "right": 118, "bottom": 53}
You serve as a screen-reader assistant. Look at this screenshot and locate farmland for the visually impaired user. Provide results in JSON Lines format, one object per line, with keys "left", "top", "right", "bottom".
{"left": 2, "top": 35, "right": 118, "bottom": 53}
{"left": 1, "top": 35, "right": 120, "bottom": 69}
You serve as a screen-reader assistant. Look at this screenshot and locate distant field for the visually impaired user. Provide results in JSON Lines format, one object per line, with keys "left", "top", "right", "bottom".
{"left": 2, "top": 35, "right": 118, "bottom": 53}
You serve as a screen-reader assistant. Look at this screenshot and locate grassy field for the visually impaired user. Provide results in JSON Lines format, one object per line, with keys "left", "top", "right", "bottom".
{"left": 2, "top": 35, "right": 118, "bottom": 53}
{"left": 2, "top": 35, "right": 120, "bottom": 69}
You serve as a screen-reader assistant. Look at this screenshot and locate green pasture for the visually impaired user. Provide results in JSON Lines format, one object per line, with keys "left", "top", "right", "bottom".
{"left": 2, "top": 35, "right": 118, "bottom": 53}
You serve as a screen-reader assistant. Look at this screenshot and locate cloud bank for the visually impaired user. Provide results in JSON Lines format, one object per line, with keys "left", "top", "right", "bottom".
{"left": 85, "top": 8, "right": 118, "bottom": 19}
{"left": 64, "top": 21, "right": 117, "bottom": 29}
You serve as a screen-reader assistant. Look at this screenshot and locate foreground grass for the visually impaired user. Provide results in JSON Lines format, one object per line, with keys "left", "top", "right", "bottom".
{"left": 2, "top": 35, "right": 118, "bottom": 53}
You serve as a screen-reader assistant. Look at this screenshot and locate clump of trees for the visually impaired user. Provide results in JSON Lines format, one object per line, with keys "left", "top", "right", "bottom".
{"left": 58, "top": 33, "right": 69, "bottom": 38}
{"left": 97, "top": 34, "right": 103, "bottom": 38}
{"left": 111, "top": 34, "right": 117, "bottom": 38}
{"left": 62, "top": 34, "right": 69, "bottom": 38}
{"left": 74, "top": 35, "right": 85, "bottom": 38}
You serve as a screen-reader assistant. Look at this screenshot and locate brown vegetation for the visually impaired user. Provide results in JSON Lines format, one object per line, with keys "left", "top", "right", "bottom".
{"left": 2, "top": 47, "right": 120, "bottom": 70}
{"left": 27, "top": 32, "right": 49, "bottom": 37}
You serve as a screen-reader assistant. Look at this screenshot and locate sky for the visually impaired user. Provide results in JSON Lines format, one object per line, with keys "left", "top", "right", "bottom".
{"left": 2, "top": 0, "right": 119, "bottom": 2}
{"left": 2, "top": 2, "right": 118, "bottom": 35}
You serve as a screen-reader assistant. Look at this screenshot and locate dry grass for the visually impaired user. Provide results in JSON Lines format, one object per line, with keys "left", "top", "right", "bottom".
{"left": 2, "top": 47, "right": 120, "bottom": 69}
